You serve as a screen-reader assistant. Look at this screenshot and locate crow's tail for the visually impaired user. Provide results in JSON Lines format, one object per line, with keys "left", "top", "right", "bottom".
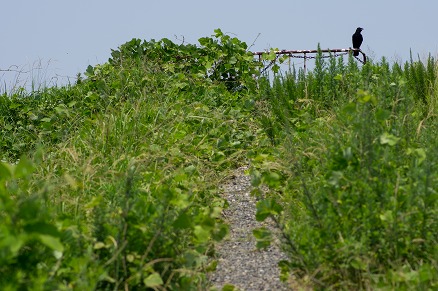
{"left": 353, "top": 51, "right": 359, "bottom": 56}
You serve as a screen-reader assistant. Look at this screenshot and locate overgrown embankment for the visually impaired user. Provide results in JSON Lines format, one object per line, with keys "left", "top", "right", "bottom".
{"left": 0, "top": 29, "right": 267, "bottom": 290}
{"left": 1, "top": 30, "right": 437, "bottom": 290}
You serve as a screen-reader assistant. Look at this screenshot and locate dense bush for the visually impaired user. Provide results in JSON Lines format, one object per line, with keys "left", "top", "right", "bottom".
{"left": 0, "top": 30, "right": 263, "bottom": 290}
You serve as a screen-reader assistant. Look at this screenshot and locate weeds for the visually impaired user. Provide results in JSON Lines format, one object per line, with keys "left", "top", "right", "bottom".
{"left": 0, "top": 30, "right": 263, "bottom": 289}
{"left": 1, "top": 30, "right": 437, "bottom": 290}
{"left": 252, "top": 54, "right": 438, "bottom": 289}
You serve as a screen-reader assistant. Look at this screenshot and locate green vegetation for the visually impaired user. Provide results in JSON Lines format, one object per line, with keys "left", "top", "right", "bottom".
{"left": 252, "top": 53, "right": 438, "bottom": 289}
{"left": 0, "top": 29, "right": 262, "bottom": 290}
{"left": 1, "top": 30, "right": 437, "bottom": 290}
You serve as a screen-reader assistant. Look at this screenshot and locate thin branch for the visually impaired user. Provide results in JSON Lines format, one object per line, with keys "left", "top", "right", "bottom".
{"left": 0, "top": 65, "right": 32, "bottom": 74}
{"left": 104, "top": 240, "right": 128, "bottom": 267}
{"left": 247, "top": 33, "right": 261, "bottom": 52}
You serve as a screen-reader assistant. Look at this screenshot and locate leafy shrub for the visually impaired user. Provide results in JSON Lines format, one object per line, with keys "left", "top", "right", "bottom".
{"left": 0, "top": 30, "right": 263, "bottom": 289}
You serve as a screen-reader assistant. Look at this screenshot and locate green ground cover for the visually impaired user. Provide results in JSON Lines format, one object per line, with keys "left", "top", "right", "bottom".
{"left": 1, "top": 30, "right": 437, "bottom": 290}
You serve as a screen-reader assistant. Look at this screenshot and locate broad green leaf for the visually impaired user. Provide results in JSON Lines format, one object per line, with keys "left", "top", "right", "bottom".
{"left": 263, "top": 171, "right": 281, "bottom": 187}
{"left": 38, "top": 234, "right": 64, "bottom": 252}
{"left": 357, "top": 89, "right": 377, "bottom": 105}
{"left": 67, "top": 101, "right": 77, "bottom": 107}
{"left": 205, "top": 260, "right": 218, "bottom": 272}
{"left": 143, "top": 273, "right": 163, "bottom": 288}
{"left": 214, "top": 28, "right": 223, "bottom": 37}
{"left": 170, "top": 192, "right": 189, "bottom": 209}
{"left": 334, "top": 74, "right": 343, "bottom": 81}
{"left": 222, "top": 284, "right": 236, "bottom": 291}
{"left": 94, "top": 242, "right": 106, "bottom": 249}
{"left": 350, "top": 257, "right": 367, "bottom": 271}
{"left": 414, "top": 148, "right": 426, "bottom": 164}
{"left": 194, "top": 225, "right": 210, "bottom": 242}
{"left": 328, "top": 171, "right": 344, "bottom": 187}
{"left": 201, "top": 216, "right": 215, "bottom": 228}
{"left": 419, "top": 264, "right": 434, "bottom": 282}
{"left": 379, "top": 210, "right": 393, "bottom": 223}
{"left": 173, "top": 212, "right": 192, "bottom": 229}
{"left": 375, "top": 108, "right": 391, "bottom": 123}
{"left": 210, "top": 206, "right": 222, "bottom": 219}
{"left": 85, "top": 65, "right": 94, "bottom": 77}
{"left": 255, "top": 240, "right": 271, "bottom": 249}
{"left": 343, "top": 147, "right": 353, "bottom": 161}
{"left": 0, "top": 235, "right": 24, "bottom": 255}
{"left": 14, "top": 156, "right": 34, "bottom": 178}
{"left": 255, "top": 198, "right": 283, "bottom": 221}
{"left": 341, "top": 102, "right": 356, "bottom": 117}
{"left": 407, "top": 148, "right": 426, "bottom": 165}
{"left": 253, "top": 227, "right": 272, "bottom": 249}
{"left": 253, "top": 227, "right": 271, "bottom": 239}
{"left": 53, "top": 250, "right": 63, "bottom": 260}
{"left": 279, "top": 260, "right": 291, "bottom": 282}
{"left": 212, "top": 224, "right": 228, "bottom": 242}
{"left": 250, "top": 170, "right": 262, "bottom": 187}
{"left": 379, "top": 132, "right": 400, "bottom": 146}
{"left": 0, "top": 162, "right": 13, "bottom": 180}
{"left": 198, "top": 37, "right": 210, "bottom": 46}
{"left": 126, "top": 254, "right": 135, "bottom": 263}
{"left": 24, "top": 222, "right": 60, "bottom": 237}
{"left": 184, "top": 250, "right": 208, "bottom": 268}
{"left": 85, "top": 196, "right": 103, "bottom": 209}
{"left": 184, "top": 164, "right": 197, "bottom": 175}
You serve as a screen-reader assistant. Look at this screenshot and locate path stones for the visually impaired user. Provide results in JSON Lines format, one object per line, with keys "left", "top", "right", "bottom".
{"left": 209, "top": 167, "right": 291, "bottom": 291}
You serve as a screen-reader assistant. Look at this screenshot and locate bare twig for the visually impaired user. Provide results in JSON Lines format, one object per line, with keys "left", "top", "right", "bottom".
{"left": 247, "top": 33, "right": 261, "bottom": 52}
{"left": 0, "top": 65, "right": 32, "bottom": 74}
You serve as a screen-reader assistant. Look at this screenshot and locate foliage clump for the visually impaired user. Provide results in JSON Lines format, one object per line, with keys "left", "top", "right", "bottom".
{"left": 0, "top": 29, "right": 262, "bottom": 290}
{"left": 252, "top": 53, "right": 438, "bottom": 289}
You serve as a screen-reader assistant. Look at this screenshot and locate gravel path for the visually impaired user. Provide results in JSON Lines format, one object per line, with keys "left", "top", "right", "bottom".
{"left": 208, "top": 166, "right": 292, "bottom": 291}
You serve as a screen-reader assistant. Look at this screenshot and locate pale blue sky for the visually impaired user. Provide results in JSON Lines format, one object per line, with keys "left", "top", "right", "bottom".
{"left": 1, "top": 1, "right": 437, "bottom": 91}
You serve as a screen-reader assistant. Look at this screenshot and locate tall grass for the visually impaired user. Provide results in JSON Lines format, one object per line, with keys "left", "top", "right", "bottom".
{"left": 253, "top": 55, "right": 438, "bottom": 289}
{"left": 1, "top": 31, "right": 437, "bottom": 289}
{"left": 0, "top": 32, "right": 264, "bottom": 290}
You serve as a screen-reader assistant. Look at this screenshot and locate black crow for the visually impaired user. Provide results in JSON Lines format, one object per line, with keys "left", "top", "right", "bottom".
{"left": 352, "top": 27, "right": 364, "bottom": 56}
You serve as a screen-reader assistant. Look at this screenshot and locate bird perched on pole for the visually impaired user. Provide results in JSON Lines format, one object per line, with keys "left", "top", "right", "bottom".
{"left": 352, "top": 27, "right": 364, "bottom": 56}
